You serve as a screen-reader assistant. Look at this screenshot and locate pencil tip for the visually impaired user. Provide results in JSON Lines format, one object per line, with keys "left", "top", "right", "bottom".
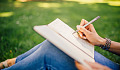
{"left": 72, "top": 32, "right": 75, "bottom": 34}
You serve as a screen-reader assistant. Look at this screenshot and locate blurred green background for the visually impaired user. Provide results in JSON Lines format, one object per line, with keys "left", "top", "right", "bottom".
{"left": 0, "top": 0, "right": 120, "bottom": 64}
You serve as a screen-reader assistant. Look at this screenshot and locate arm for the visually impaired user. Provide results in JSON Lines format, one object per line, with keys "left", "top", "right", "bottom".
{"left": 109, "top": 41, "right": 120, "bottom": 55}
{"left": 77, "top": 19, "right": 120, "bottom": 55}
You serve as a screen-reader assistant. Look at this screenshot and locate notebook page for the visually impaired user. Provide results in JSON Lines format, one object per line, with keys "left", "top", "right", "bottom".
{"left": 34, "top": 25, "right": 95, "bottom": 67}
{"left": 48, "top": 18, "right": 94, "bottom": 58}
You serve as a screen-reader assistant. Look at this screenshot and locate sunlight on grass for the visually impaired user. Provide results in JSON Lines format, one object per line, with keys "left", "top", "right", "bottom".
{"left": 17, "top": 0, "right": 28, "bottom": 2}
{"left": 108, "top": 1, "right": 120, "bottom": 6}
{"left": 37, "top": 3, "right": 61, "bottom": 8}
{"left": 66, "top": 0, "right": 120, "bottom": 6}
{"left": 14, "top": 1, "right": 23, "bottom": 7}
{"left": 0, "top": 12, "right": 14, "bottom": 17}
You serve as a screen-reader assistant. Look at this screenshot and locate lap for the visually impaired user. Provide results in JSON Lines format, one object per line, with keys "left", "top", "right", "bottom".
{"left": 3, "top": 40, "right": 119, "bottom": 70}
{"left": 39, "top": 40, "right": 77, "bottom": 70}
{"left": 3, "top": 40, "right": 77, "bottom": 70}
{"left": 45, "top": 41, "right": 119, "bottom": 70}
{"left": 38, "top": 40, "right": 119, "bottom": 70}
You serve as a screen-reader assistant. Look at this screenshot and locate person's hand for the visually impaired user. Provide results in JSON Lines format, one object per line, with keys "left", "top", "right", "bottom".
{"left": 76, "top": 19, "right": 106, "bottom": 46}
{"left": 75, "top": 61, "right": 111, "bottom": 70}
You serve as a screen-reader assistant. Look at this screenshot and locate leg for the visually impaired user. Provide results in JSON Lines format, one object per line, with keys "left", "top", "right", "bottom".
{"left": 16, "top": 40, "right": 47, "bottom": 63}
{"left": 3, "top": 40, "right": 119, "bottom": 70}
{"left": 0, "top": 40, "right": 46, "bottom": 69}
{"left": 94, "top": 51, "right": 120, "bottom": 70}
{"left": 2, "top": 40, "right": 77, "bottom": 70}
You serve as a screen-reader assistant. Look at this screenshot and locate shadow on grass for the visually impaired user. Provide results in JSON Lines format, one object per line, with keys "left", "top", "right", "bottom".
{"left": 0, "top": 1, "right": 120, "bottom": 64}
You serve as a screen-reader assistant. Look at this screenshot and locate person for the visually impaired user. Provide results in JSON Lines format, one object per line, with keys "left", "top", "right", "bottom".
{"left": 0, "top": 19, "right": 120, "bottom": 70}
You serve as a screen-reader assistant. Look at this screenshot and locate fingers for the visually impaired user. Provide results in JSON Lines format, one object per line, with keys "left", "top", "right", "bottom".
{"left": 75, "top": 60, "right": 111, "bottom": 70}
{"left": 75, "top": 61, "right": 83, "bottom": 70}
{"left": 80, "top": 19, "right": 85, "bottom": 26}
{"left": 80, "top": 19, "right": 90, "bottom": 29}
{"left": 77, "top": 19, "right": 97, "bottom": 40}
{"left": 80, "top": 19, "right": 96, "bottom": 32}
{"left": 80, "top": 19, "right": 88, "bottom": 26}
{"left": 89, "top": 24, "right": 96, "bottom": 33}
{"left": 78, "top": 31, "right": 87, "bottom": 39}
{"left": 77, "top": 25, "right": 90, "bottom": 35}
{"left": 78, "top": 31, "right": 83, "bottom": 37}
{"left": 85, "top": 61, "right": 111, "bottom": 70}
{"left": 75, "top": 61, "right": 88, "bottom": 70}
{"left": 84, "top": 61, "right": 102, "bottom": 69}
{"left": 77, "top": 25, "right": 87, "bottom": 39}
{"left": 84, "top": 20, "right": 90, "bottom": 29}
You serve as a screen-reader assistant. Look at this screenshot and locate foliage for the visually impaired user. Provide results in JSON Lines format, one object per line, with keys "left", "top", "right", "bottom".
{"left": 0, "top": 1, "right": 120, "bottom": 64}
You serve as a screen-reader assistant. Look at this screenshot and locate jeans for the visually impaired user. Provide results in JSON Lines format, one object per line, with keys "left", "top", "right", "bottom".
{"left": 3, "top": 40, "right": 119, "bottom": 70}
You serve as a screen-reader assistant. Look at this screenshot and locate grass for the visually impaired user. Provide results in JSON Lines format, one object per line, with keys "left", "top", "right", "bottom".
{"left": 0, "top": 0, "right": 120, "bottom": 64}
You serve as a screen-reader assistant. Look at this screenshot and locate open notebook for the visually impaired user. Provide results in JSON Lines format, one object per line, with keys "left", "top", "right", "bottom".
{"left": 34, "top": 18, "right": 94, "bottom": 69}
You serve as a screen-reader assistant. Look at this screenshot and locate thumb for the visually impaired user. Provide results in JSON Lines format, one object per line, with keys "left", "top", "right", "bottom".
{"left": 77, "top": 26, "right": 90, "bottom": 35}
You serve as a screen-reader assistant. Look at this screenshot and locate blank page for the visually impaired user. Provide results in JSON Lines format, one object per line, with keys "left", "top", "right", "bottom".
{"left": 48, "top": 18, "right": 94, "bottom": 58}
{"left": 34, "top": 25, "right": 95, "bottom": 64}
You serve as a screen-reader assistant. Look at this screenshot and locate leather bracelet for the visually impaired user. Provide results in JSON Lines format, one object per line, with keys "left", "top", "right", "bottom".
{"left": 99, "top": 38, "right": 111, "bottom": 50}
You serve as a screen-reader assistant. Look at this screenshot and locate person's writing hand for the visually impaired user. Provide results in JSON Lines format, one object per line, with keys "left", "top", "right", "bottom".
{"left": 75, "top": 61, "right": 111, "bottom": 70}
{"left": 76, "top": 19, "right": 106, "bottom": 46}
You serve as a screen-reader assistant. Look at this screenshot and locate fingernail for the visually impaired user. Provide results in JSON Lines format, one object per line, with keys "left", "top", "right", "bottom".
{"left": 76, "top": 25, "right": 79, "bottom": 28}
{"left": 83, "top": 37, "right": 87, "bottom": 39}
{"left": 77, "top": 25, "right": 80, "bottom": 29}
{"left": 79, "top": 26, "right": 83, "bottom": 29}
{"left": 80, "top": 34, "right": 82, "bottom": 37}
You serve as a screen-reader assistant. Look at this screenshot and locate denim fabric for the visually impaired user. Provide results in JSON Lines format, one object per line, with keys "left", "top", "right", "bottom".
{"left": 94, "top": 51, "right": 119, "bottom": 70}
{"left": 2, "top": 40, "right": 119, "bottom": 70}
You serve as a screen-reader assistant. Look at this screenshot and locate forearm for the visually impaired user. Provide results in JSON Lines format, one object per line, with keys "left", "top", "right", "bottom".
{"left": 108, "top": 41, "right": 120, "bottom": 55}
{"left": 97, "top": 38, "right": 120, "bottom": 55}
{"left": 109, "top": 41, "right": 120, "bottom": 50}
{"left": 100, "top": 39, "right": 120, "bottom": 55}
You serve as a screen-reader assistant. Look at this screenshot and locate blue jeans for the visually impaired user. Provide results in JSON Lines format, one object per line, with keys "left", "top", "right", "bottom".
{"left": 3, "top": 40, "right": 119, "bottom": 70}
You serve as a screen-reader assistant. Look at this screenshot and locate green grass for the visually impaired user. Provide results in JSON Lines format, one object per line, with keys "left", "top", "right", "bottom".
{"left": 0, "top": 1, "right": 120, "bottom": 64}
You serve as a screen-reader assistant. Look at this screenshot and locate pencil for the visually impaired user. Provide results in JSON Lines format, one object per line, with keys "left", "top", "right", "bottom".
{"left": 72, "top": 16, "right": 100, "bottom": 34}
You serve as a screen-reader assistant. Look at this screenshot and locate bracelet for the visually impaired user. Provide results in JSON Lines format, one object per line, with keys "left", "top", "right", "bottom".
{"left": 99, "top": 38, "right": 111, "bottom": 50}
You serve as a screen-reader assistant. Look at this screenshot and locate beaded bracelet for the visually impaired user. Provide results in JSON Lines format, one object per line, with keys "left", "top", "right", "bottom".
{"left": 99, "top": 38, "right": 111, "bottom": 50}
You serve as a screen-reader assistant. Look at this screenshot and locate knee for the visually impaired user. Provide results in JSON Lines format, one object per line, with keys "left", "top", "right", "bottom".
{"left": 40, "top": 40, "right": 77, "bottom": 70}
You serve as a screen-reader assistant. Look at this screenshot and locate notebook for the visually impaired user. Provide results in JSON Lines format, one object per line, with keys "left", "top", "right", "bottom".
{"left": 34, "top": 18, "right": 94, "bottom": 69}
